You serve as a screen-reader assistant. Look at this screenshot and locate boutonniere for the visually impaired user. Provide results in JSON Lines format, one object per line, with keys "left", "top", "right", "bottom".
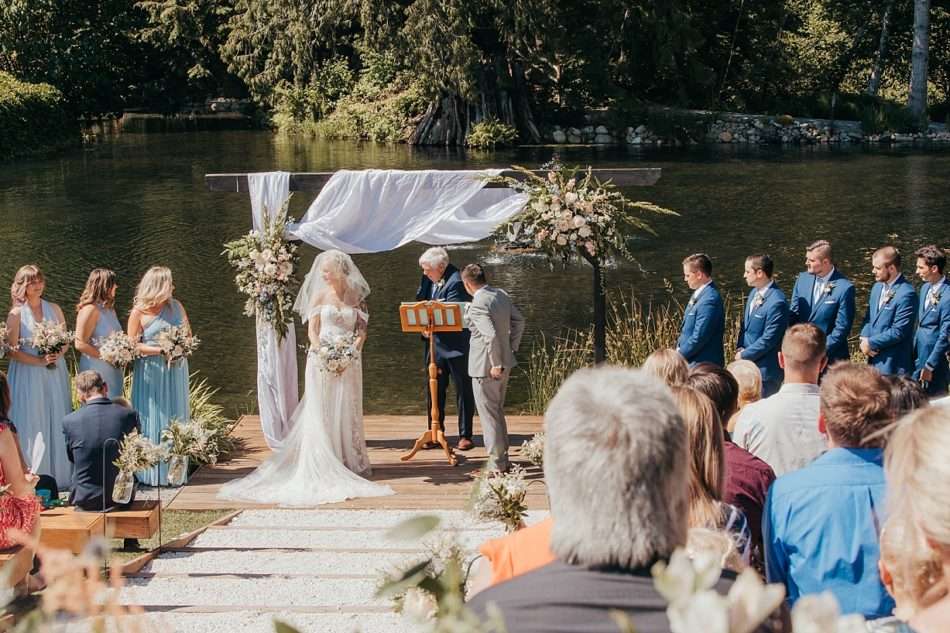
{"left": 882, "top": 288, "right": 897, "bottom": 305}
{"left": 823, "top": 282, "right": 835, "bottom": 296}
{"left": 929, "top": 289, "right": 943, "bottom": 308}
{"left": 435, "top": 278, "right": 446, "bottom": 289}
{"left": 687, "top": 297, "right": 697, "bottom": 309}
{"left": 752, "top": 294, "right": 766, "bottom": 310}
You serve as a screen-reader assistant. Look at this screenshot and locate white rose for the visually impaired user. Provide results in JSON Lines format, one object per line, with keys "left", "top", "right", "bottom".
{"left": 579, "top": 226, "right": 592, "bottom": 238}
{"left": 264, "top": 263, "right": 277, "bottom": 276}
{"left": 565, "top": 192, "right": 578, "bottom": 205}
{"left": 572, "top": 215, "right": 586, "bottom": 228}
{"left": 556, "top": 235, "right": 568, "bottom": 246}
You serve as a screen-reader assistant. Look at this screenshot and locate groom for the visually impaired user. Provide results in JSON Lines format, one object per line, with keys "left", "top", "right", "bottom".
{"left": 462, "top": 264, "right": 524, "bottom": 472}
{"left": 416, "top": 247, "right": 476, "bottom": 450}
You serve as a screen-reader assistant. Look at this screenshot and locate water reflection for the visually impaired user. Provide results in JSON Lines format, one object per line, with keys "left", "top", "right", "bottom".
{"left": 1, "top": 133, "right": 948, "bottom": 415}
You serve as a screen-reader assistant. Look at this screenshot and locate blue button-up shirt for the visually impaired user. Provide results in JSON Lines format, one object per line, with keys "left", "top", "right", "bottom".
{"left": 763, "top": 447, "right": 894, "bottom": 619}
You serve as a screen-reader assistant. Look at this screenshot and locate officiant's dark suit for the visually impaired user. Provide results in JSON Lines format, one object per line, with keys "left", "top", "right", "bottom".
{"left": 63, "top": 395, "right": 140, "bottom": 511}
{"left": 416, "top": 263, "right": 476, "bottom": 445}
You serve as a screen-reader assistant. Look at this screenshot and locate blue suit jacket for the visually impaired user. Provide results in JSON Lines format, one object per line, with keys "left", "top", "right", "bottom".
{"left": 913, "top": 279, "right": 950, "bottom": 389}
{"left": 789, "top": 270, "right": 856, "bottom": 362}
{"left": 738, "top": 284, "right": 789, "bottom": 384}
{"left": 860, "top": 276, "right": 917, "bottom": 376}
{"left": 415, "top": 264, "right": 472, "bottom": 361}
{"left": 677, "top": 282, "right": 725, "bottom": 366}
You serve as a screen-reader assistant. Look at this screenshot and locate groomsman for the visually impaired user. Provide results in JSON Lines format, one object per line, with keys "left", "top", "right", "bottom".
{"left": 913, "top": 245, "right": 950, "bottom": 395}
{"left": 677, "top": 253, "right": 725, "bottom": 366}
{"left": 416, "top": 247, "right": 477, "bottom": 450}
{"left": 789, "top": 240, "right": 856, "bottom": 364}
{"left": 736, "top": 254, "right": 789, "bottom": 397}
{"left": 461, "top": 264, "right": 525, "bottom": 472}
{"left": 860, "top": 246, "right": 917, "bottom": 376}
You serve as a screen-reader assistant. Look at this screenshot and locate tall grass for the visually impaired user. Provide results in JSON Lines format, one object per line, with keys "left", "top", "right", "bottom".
{"left": 523, "top": 292, "right": 744, "bottom": 414}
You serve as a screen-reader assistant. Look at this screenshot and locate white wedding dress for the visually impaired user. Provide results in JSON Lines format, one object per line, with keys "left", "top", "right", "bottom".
{"left": 218, "top": 304, "right": 394, "bottom": 506}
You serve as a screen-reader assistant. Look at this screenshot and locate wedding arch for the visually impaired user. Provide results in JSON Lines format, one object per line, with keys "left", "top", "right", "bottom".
{"left": 206, "top": 167, "right": 662, "bottom": 448}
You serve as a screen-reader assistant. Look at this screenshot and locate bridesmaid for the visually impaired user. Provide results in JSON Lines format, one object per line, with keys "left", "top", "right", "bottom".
{"left": 5, "top": 265, "right": 73, "bottom": 488}
{"left": 128, "top": 266, "right": 191, "bottom": 486}
{"left": 74, "top": 269, "right": 125, "bottom": 400}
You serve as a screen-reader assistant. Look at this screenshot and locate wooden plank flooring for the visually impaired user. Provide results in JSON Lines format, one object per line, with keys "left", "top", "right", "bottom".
{"left": 169, "top": 415, "right": 547, "bottom": 511}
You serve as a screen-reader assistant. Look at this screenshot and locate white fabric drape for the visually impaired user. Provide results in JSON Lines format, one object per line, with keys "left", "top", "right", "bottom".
{"left": 288, "top": 169, "right": 527, "bottom": 253}
{"left": 248, "top": 172, "right": 299, "bottom": 449}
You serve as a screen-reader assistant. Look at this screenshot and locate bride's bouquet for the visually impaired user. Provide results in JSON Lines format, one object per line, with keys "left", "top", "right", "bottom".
{"left": 312, "top": 332, "right": 359, "bottom": 375}
{"left": 97, "top": 331, "right": 139, "bottom": 368}
{"left": 155, "top": 325, "right": 200, "bottom": 368}
{"left": 27, "top": 319, "right": 73, "bottom": 369}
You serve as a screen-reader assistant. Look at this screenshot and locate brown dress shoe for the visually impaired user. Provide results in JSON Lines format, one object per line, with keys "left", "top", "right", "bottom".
{"left": 456, "top": 438, "right": 475, "bottom": 451}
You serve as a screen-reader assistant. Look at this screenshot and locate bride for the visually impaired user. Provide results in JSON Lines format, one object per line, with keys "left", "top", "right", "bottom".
{"left": 218, "top": 250, "right": 394, "bottom": 505}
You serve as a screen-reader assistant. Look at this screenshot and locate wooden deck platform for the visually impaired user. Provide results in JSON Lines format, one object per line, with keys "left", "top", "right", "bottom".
{"left": 168, "top": 415, "right": 547, "bottom": 511}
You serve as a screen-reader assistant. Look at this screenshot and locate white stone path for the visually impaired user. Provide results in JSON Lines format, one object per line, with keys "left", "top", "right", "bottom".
{"left": 109, "top": 509, "right": 548, "bottom": 633}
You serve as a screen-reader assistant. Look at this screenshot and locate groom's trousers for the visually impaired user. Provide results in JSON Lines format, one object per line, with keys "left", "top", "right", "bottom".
{"left": 425, "top": 352, "right": 476, "bottom": 439}
{"left": 472, "top": 369, "right": 510, "bottom": 471}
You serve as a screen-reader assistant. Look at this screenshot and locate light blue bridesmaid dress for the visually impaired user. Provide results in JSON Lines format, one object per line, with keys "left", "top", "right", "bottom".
{"left": 78, "top": 304, "right": 125, "bottom": 400}
{"left": 131, "top": 299, "right": 190, "bottom": 486}
{"left": 7, "top": 300, "right": 74, "bottom": 489}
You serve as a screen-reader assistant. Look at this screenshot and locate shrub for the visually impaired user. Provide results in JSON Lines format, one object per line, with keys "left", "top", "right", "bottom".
{"left": 0, "top": 71, "right": 76, "bottom": 160}
{"left": 465, "top": 117, "right": 519, "bottom": 149}
{"left": 314, "top": 82, "right": 428, "bottom": 143}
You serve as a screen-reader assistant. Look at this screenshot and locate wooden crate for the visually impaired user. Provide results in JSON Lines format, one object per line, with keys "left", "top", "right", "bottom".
{"left": 39, "top": 509, "right": 104, "bottom": 554}
{"left": 104, "top": 501, "right": 160, "bottom": 539}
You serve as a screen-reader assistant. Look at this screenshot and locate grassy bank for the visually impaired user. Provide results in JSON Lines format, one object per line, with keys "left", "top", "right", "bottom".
{"left": 0, "top": 71, "right": 77, "bottom": 160}
{"left": 108, "top": 509, "right": 233, "bottom": 565}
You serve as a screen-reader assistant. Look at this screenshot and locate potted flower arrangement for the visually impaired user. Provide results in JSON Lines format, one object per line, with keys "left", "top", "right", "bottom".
{"left": 112, "top": 430, "right": 165, "bottom": 504}
{"left": 161, "top": 418, "right": 214, "bottom": 486}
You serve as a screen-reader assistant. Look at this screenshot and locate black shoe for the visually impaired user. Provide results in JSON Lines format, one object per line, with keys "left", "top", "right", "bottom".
{"left": 122, "top": 538, "right": 145, "bottom": 552}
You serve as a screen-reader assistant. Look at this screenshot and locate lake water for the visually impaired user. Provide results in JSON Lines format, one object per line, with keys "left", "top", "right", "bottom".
{"left": 1, "top": 132, "right": 948, "bottom": 416}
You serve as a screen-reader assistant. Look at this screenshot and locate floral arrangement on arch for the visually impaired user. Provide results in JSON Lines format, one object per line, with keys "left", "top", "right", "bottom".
{"left": 223, "top": 199, "right": 300, "bottom": 343}
{"left": 492, "top": 161, "right": 674, "bottom": 264}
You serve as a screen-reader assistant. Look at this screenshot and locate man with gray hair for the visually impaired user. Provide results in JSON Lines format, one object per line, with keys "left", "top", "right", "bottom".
{"left": 415, "top": 246, "right": 476, "bottom": 449}
{"left": 468, "top": 366, "right": 766, "bottom": 632}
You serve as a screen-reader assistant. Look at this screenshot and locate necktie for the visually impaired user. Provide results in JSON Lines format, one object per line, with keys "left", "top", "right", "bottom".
{"left": 878, "top": 285, "right": 889, "bottom": 309}
{"left": 813, "top": 279, "right": 824, "bottom": 304}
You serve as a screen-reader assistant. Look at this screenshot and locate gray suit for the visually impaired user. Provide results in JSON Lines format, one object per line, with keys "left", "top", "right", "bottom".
{"left": 467, "top": 285, "right": 525, "bottom": 470}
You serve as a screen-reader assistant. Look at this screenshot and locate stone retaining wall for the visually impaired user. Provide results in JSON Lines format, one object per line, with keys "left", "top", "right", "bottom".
{"left": 545, "top": 113, "right": 950, "bottom": 146}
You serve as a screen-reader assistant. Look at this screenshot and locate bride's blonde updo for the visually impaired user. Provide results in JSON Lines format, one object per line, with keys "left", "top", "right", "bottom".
{"left": 134, "top": 266, "right": 174, "bottom": 311}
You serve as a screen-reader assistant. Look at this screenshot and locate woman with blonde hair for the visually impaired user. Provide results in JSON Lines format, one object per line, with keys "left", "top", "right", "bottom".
{"left": 884, "top": 407, "right": 950, "bottom": 632}
{"left": 670, "top": 385, "right": 751, "bottom": 563}
{"left": 127, "top": 267, "right": 191, "bottom": 486}
{"left": 5, "top": 265, "right": 72, "bottom": 487}
{"left": 75, "top": 269, "right": 124, "bottom": 399}
{"left": 642, "top": 348, "right": 688, "bottom": 386}
{"left": 725, "top": 359, "right": 762, "bottom": 433}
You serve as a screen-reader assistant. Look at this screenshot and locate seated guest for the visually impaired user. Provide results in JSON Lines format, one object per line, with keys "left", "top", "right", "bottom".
{"left": 885, "top": 407, "right": 950, "bottom": 632}
{"left": 887, "top": 375, "right": 929, "bottom": 419}
{"left": 869, "top": 513, "right": 946, "bottom": 632}
{"left": 0, "top": 372, "right": 42, "bottom": 550}
{"left": 671, "top": 386, "right": 751, "bottom": 563}
{"left": 686, "top": 364, "right": 774, "bottom": 569}
{"left": 725, "top": 359, "right": 761, "bottom": 432}
{"left": 642, "top": 348, "right": 688, "bottom": 386}
{"left": 733, "top": 324, "right": 828, "bottom": 476}
{"left": 686, "top": 527, "right": 745, "bottom": 573}
{"left": 470, "top": 517, "right": 555, "bottom": 595}
{"left": 467, "top": 366, "right": 774, "bottom": 633}
{"left": 764, "top": 363, "right": 895, "bottom": 618}
{"left": 62, "top": 370, "right": 140, "bottom": 513}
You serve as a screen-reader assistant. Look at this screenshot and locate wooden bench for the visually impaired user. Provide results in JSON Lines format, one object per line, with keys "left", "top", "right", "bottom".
{"left": 39, "top": 509, "right": 105, "bottom": 554}
{"left": 102, "top": 501, "right": 160, "bottom": 540}
{"left": 0, "top": 546, "right": 32, "bottom": 588}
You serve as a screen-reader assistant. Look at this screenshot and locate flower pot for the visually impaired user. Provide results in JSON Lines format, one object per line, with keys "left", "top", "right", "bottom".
{"left": 112, "top": 470, "right": 134, "bottom": 505}
{"left": 167, "top": 454, "right": 188, "bottom": 487}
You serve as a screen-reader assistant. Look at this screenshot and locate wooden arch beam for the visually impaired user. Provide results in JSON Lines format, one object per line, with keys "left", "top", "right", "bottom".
{"left": 204, "top": 168, "right": 661, "bottom": 193}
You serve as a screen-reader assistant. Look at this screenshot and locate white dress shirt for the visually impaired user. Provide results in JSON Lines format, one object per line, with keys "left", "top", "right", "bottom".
{"left": 691, "top": 281, "right": 712, "bottom": 304}
{"left": 732, "top": 383, "right": 827, "bottom": 476}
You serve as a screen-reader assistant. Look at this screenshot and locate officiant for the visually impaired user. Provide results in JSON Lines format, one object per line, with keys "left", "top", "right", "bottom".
{"left": 416, "top": 247, "right": 476, "bottom": 451}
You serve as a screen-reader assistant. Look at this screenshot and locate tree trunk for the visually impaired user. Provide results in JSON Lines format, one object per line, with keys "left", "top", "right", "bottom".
{"left": 908, "top": 0, "right": 930, "bottom": 120}
{"left": 867, "top": 0, "right": 895, "bottom": 97}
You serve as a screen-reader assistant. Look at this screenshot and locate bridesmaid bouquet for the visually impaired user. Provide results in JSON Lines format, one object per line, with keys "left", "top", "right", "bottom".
{"left": 97, "top": 331, "right": 139, "bottom": 368}
{"left": 312, "top": 332, "right": 359, "bottom": 375}
{"left": 156, "top": 325, "right": 200, "bottom": 368}
{"left": 27, "top": 319, "right": 73, "bottom": 369}
{"left": 0, "top": 322, "right": 13, "bottom": 358}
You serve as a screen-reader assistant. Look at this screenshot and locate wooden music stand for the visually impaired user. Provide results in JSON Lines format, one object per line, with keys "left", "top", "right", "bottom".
{"left": 399, "top": 301, "right": 464, "bottom": 466}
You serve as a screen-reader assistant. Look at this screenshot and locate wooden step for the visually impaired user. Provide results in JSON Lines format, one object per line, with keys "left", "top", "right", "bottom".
{"left": 39, "top": 509, "right": 105, "bottom": 554}
{"left": 104, "top": 501, "right": 160, "bottom": 539}
{"left": 0, "top": 546, "right": 33, "bottom": 588}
